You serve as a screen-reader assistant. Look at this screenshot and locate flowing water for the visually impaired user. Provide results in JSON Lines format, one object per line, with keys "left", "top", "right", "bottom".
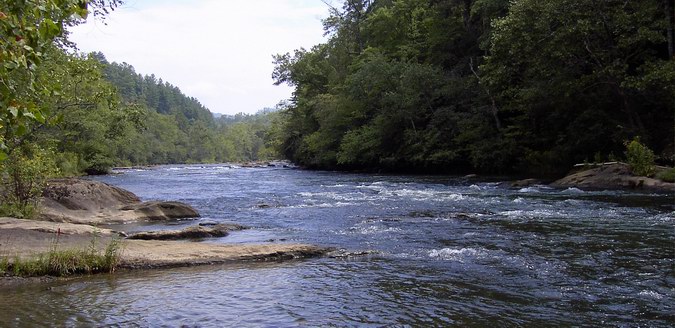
{"left": 2, "top": 165, "right": 673, "bottom": 327}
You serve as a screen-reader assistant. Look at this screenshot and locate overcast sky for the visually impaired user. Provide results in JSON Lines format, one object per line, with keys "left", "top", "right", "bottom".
{"left": 68, "top": 0, "right": 328, "bottom": 115}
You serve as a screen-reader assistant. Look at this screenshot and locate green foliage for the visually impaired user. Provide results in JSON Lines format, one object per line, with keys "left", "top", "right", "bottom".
{"left": 655, "top": 167, "right": 675, "bottom": 183}
{"left": 0, "top": 0, "right": 121, "bottom": 160}
{"left": 96, "top": 57, "right": 282, "bottom": 165}
{"left": 625, "top": 138, "right": 656, "bottom": 177}
{"left": 0, "top": 234, "right": 122, "bottom": 277}
{"left": 0, "top": 145, "right": 59, "bottom": 219}
{"left": 271, "top": 0, "right": 674, "bottom": 175}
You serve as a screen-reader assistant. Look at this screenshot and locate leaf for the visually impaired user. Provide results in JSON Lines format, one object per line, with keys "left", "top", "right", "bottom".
{"left": 8, "top": 106, "right": 18, "bottom": 117}
{"left": 16, "top": 124, "right": 27, "bottom": 136}
{"left": 33, "top": 111, "right": 45, "bottom": 123}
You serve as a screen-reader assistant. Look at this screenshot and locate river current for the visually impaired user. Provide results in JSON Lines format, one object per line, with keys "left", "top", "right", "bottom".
{"left": 2, "top": 165, "right": 673, "bottom": 327}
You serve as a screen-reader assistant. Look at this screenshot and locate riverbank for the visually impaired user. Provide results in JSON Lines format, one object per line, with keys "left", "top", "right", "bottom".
{"left": 0, "top": 217, "right": 328, "bottom": 283}
{"left": 0, "top": 177, "right": 329, "bottom": 283}
{"left": 0, "top": 217, "right": 327, "bottom": 267}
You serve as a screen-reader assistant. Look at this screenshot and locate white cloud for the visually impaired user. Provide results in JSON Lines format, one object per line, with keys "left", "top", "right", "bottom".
{"left": 69, "top": 0, "right": 328, "bottom": 115}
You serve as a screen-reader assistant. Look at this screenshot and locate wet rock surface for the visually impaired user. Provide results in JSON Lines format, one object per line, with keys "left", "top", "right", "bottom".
{"left": 127, "top": 223, "right": 248, "bottom": 240}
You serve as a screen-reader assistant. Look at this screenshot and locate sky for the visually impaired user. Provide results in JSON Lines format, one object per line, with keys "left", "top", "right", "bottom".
{"left": 68, "top": 0, "right": 329, "bottom": 115}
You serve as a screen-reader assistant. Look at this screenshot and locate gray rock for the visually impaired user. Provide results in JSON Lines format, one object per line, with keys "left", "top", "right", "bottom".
{"left": 551, "top": 163, "right": 675, "bottom": 192}
{"left": 39, "top": 178, "right": 201, "bottom": 224}
{"left": 127, "top": 223, "right": 247, "bottom": 241}
{"left": 120, "top": 201, "right": 200, "bottom": 221}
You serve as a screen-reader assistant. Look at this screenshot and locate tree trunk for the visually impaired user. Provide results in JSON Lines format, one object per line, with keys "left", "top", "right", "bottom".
{"left": 469, "top": 57, "right": 502, "bottom": 130}
{"left": 615, "top": 84, "right": 645, "bottom": 135}
{"left": 667, "top": 0, "right": 674, "bottom": 59}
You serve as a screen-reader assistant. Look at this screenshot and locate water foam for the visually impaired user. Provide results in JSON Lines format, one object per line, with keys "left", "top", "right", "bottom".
{"left": 428, "top": 247, "right": 486, "bottom": 261}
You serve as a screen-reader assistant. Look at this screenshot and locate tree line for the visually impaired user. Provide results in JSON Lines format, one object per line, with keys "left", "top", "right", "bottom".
{"left": 0, "top": 0, "right": 279, "bottom": 217}
{"left": 272, "top": 0, "right": 674, "bottom": 176}
{"left": 96, "top": 55, "right": 281, "bottom": 168}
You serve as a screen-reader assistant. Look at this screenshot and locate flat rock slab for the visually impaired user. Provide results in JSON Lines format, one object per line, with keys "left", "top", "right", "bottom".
{"left": 120, "top": 241, "right": 327, "bottom": 269}
{"left": 0, "top": 218, "right": 327, "bottom": 271}
{"left": 0, "top": 217, "right": 119, "bottom": 236}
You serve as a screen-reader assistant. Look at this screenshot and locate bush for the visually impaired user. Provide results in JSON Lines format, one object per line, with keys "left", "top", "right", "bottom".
{"left": 625, "top": 138, "right": 655, "bottom": 177}
{"left": 656, "top": 167, "right": 675, "bottom": 183}
{"left": 84, "top": 153, "right": 114, "bottom": 175}
{"left": 0, "top": 146, "right": 59, "bottom": 218}
{"left": 53, "top": 151, "right": 81, "bottom": 177}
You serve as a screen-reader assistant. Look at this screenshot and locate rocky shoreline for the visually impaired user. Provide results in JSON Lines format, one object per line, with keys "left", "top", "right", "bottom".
{"left": 504, "top": 163, "right": 674, "bottom": 193}
{"left": 0, "top": 178, "right": 329, "bottom": 283}
{"left": 550, "top": 163, "right": 674, "bottom": 192}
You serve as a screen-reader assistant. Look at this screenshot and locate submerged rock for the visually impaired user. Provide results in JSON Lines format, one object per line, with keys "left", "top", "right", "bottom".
{"left": 39, "top": 178, "right": 201, "bottom": 224}
{"left": 551, "top": 163, "right": 675, "bottom": 192}
{"left": 510, "top": 178, "right": 542, "bottom": 188}
{"left": 127, "top": 223, "right": 247, "bottom": 240}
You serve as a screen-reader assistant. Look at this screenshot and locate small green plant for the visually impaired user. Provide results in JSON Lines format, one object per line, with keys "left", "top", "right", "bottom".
{"left": 0, "top": 257, "right": 9, "bottom": 275}
{"left": 0, "top": 234, "right": 122, "bottom": 277}
{"left": 656, "top": 167, "right": 675, "bottom": 183}
{"left": 625, "top": 137, "right": 655, "bottom": 177}
{"left": 608, "top": 152, "right": 619, "bottom": 162}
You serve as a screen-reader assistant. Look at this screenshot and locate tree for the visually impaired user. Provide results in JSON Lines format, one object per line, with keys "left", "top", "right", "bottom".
{"left": 482, "top": 0, "right": 674, "bottom": 171}
{"left": 0, "top": 0, "right": 121, "bottom": 160}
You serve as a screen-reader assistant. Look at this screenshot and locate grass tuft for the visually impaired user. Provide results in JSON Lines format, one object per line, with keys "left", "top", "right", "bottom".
{"left": 0, "top": 234, "right": 123, "bottom": 277}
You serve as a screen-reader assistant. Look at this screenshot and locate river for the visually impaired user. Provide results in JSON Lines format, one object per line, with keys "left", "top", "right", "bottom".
{"left": 2, "top": 165, "right": 673, "bottom": 326}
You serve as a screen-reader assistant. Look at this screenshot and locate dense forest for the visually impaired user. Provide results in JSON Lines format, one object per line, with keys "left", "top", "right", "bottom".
{"left": 96, "top": 55, "right": 281, "bottom": 168}
{"left": 272, "top": 0, "right": 675, "bottom": 175}
{"left": 11, "top": 49, "right": 281, "bottom": 175}
{"left": 1, "top": 0, "right": 674, "bottom": 217}
{"left": 0, "top": 0, "right": 282, "bottom": 216}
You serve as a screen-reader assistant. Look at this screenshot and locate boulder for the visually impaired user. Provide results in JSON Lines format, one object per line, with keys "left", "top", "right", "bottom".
{"left": 39, "top": 178, "right": 200, "bottom": 224}
{"left": 551, "top": 163, "right": 675, "bottom": 192}
{"left": 127, "top": 223, "right": 247, "bottom": 240}
{"left": 41, "top": 178, "right": 139, "bottom": 211}
{"left": 119, "top": 201, "right": 199, "bottom": 221}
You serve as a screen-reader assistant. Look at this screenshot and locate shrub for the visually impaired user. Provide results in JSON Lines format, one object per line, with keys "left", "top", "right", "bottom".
{"left": 625, "top": 138, "right": 655, "bottom": 177}
{"left": 0, "top": 145, "right": 60, "bottom": 218}
{"left": 656, "top": 167, "right": 675, "bottom": 183}
{"left": 83, "top": 153, "right": 115, "bottom": 175}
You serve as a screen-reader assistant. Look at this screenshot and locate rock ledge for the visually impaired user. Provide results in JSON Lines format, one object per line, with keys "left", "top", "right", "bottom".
{"left": 551, "top": 163, "right": 674, "bottom": 192}
{"left": 39, "top": 178, "right": 199, "bottom": 224}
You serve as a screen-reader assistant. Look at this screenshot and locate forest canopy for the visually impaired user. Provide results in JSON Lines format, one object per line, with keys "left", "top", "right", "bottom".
{"left": 272, "top": 0, "right": 675, "bottom": 175}
{"left": 0, "top": 0, "right": 673, "bottom": 181}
